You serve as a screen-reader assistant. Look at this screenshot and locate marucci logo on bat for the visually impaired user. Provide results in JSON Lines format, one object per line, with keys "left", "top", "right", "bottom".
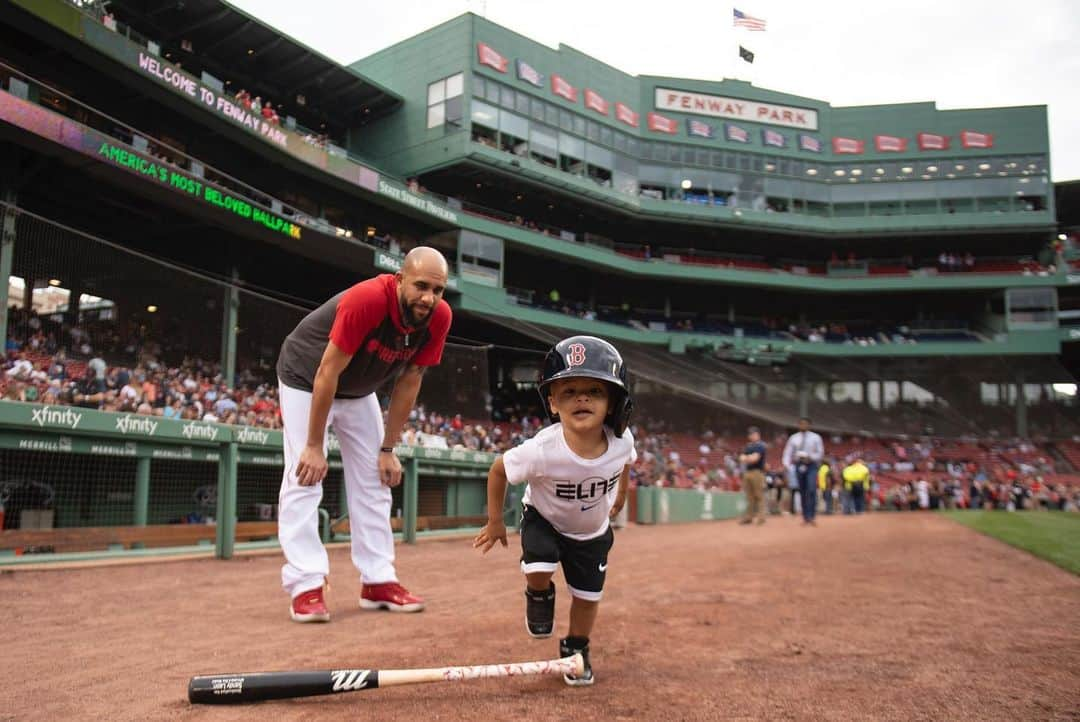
{"left": 330, "top": 669, "right": 373, "bottom": 692}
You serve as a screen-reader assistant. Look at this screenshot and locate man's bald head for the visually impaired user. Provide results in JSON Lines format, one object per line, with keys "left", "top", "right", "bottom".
{"left": 402, "top": 246, "right": 448, "bottom": 279}
{"left": 396, "top": 246, "right": 448, "bottom": 327}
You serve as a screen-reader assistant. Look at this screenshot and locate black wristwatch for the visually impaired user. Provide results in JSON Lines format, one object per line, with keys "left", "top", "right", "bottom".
{"left": 379, "top": 446, "right": 395, "bottom": 453}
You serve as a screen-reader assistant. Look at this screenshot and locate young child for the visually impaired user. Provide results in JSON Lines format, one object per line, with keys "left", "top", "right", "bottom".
{"left": 473, "top": 335, "right": 635, "bottom": 686}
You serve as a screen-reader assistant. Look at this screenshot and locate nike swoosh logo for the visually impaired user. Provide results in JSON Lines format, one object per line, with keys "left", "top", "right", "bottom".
{"left": 598, "top": 563, "right": 608, "bottom": 572}
{"left": 580, "top": 500, "right": 603, "bottom": 511}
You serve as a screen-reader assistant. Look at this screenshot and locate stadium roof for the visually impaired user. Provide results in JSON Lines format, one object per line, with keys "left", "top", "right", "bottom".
{"left": 105, "top": 0, "right": 402, "bottom": 130}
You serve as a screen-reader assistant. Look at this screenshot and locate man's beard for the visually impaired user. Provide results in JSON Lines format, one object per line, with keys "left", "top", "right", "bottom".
{"left": 400, "top": 296, "right": 433, "bottom": 328}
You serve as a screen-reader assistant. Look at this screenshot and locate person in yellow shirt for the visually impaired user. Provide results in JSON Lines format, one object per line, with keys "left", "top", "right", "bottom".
{"left": 818, "top": 460, "right": 835, "bottom": 514}
{"left": 842, "top": 458, "right": 871, "bottom": 515}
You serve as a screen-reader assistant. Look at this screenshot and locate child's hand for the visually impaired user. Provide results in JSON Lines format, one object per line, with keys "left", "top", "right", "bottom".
{"left": 609, "top": 490, "right": 627, "bottom": 519}
{"left": 473, "top": 520, "right": 508, "bottom": 553}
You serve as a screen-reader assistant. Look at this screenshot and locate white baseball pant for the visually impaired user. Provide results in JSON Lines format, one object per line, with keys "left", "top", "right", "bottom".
{"left": 277, "top": 382, "right": 397, "bottom": 598}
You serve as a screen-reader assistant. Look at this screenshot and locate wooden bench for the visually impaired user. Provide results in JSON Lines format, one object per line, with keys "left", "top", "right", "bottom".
{"left": 331, "top": 515, "right": 488, "bottom": 537}
{"left": 1, "top": 515, "right": 489, "bottom": 556}
{"left": 0, "top": 521, "right": 279, "bottom": 554}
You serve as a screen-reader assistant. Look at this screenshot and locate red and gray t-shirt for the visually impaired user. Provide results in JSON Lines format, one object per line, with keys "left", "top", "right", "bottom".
{"left": 277, "top": 274, "right": 452, "bottom": 398}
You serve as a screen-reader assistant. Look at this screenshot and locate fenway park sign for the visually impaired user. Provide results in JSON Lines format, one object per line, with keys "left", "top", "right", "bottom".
{"left": 654, "top": 88, "right": 818, "bottom": 131}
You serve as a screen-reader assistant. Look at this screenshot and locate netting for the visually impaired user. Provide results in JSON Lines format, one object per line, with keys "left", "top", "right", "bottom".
{"left": 0, "top": 449, "right": 136, "bottom": 529}
{"left": 413, "top": 342, "right": 491, "bottom": 420}
{"left": 3, "top": 204, "right": 226, "bottom": 372}
{"left": 1, "top": 204, "right": 496, "bottom": 550}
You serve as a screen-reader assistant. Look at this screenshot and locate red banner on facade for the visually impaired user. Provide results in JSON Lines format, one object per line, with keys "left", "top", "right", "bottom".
{"left": 616, "top": 102, "right": 639, "bottom": 127}
{"left": 874, "top": 134, "right": 908, "bottom": 152}
{"left": 584, "top": 89, "right": 609, "bottom": 115}
{"left": 647, "top": 112, "right": 678, "bottom": 134}
{"left": 960, "top": 130, "right": 994, "bottom": 149}
{"left": 476, "top": 42, "right": 508, "bottom": 73}
{"left": 551, "top": 74, "right": 578, "bottom": 102}
{"left": 832, "top": 136, "right": 864, "bottom": 154}
{"left": 917, "top": 132, "right": 950, "bottom": 150}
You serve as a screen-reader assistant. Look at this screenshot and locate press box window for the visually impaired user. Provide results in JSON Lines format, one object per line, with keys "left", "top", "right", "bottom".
{"left": 427, "top": 73, "right": 464, "bottom": 129}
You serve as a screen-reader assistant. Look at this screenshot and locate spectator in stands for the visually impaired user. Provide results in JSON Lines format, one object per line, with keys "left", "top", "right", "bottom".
{"left": 73, "top": 366, "right": 106, "bottom": 409}
{"left": 118, "top": 373, "right": 141, "bottom": 411}
{"left": 4, "top": 352, "right": 33, "bottom": 381}
{"left": 782, "top": 418, "right": 824, "bottom": 526}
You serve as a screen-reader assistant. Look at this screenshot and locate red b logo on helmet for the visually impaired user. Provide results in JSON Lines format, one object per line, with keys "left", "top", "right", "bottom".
{"left": 566, "top": 343, "right": 587, "bottom": 367}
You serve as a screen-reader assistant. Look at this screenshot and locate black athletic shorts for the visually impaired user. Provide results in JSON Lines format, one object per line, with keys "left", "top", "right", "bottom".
{"left": 519, "top": 504, "right": 614, "bottom": 601}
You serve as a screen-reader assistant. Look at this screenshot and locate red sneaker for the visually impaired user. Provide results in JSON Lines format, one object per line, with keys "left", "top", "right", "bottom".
{"left": 360, "top": 582, "right": 425, "bottom": 613}
{"left": 290, "top": 585, "right": 330, "bottom": 623}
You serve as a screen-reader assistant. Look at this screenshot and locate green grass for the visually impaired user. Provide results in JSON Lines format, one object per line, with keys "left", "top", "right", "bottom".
{"left": 942, "top": 511, "right": 1080, "bottom": 575}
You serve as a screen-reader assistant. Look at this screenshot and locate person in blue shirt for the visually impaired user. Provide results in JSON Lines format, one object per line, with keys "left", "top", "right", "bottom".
{"left": 739, "top": 426, "right": 767, "bottom": 525}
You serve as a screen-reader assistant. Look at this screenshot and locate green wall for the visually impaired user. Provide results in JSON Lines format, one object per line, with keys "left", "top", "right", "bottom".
{"left": 348, "top": 15, "right": 474, "bottom": 174}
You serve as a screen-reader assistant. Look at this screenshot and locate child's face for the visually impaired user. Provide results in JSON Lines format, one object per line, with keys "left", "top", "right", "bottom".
{"left": 548, "top": 377, "right": 610, "bottom": 434}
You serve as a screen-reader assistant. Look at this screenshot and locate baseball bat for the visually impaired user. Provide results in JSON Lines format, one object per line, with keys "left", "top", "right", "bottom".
{"left": 188, "top": 652, "right": 584, "bottom": 704}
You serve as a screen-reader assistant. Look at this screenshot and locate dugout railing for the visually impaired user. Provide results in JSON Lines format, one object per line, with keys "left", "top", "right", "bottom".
{"left": 0, "top": 400, "right": 508, "bottom": 565}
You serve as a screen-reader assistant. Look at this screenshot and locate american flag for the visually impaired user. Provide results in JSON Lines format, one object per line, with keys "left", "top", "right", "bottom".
{"left": 726, "top": 123, "right": 749, "bottom": 143}
{"left": 687, "top": 119, "right": 715, "bottom": 139}
{"left": 798, "top": 134, "right": 822, "bottom": 153}
{"left": 515, "top": 59, "right": 543, "bottom": 88}
{"left": 733, "top": 8, "right": 767, "bottom": 30}
{"left": 762, "top": 129, "right": 787, "bottom": 148}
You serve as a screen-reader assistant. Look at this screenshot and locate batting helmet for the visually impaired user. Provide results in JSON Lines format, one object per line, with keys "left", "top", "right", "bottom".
{"left": 537, "top": 335, "right": 633, "bottom": 436}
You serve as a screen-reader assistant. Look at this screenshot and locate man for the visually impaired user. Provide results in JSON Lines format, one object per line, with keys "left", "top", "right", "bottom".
{"left": 781, "top": 417, "right": 824, "bottom": 526}
{"left": 739, "top": 426, "right": 767, "bottom": 525}
{"left": 276, "top": 247, "right": 452, "bottom": 623}
{"left": 842, "top": 457, "right": 870, "bottom": 514}
{"left": 818, "top": 458, "right": 835, "bottom": 514}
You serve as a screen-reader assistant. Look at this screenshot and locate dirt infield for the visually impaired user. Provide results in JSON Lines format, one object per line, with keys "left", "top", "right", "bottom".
{"left": 2, "top": 513, "right": 1078, "bottom": 721}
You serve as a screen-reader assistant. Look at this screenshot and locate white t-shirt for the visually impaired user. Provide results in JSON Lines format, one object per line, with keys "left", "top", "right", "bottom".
{"left": 502, "top": 423, "right": 637, "bottom": 541}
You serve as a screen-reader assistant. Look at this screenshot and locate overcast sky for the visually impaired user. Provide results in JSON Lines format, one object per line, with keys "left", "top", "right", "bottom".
{"left": 230, "top": 0, "right": 1080, "bottom": 182}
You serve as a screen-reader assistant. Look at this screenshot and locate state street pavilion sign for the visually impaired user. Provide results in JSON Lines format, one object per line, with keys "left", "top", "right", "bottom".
{"left": 654, "top": 88, "right": 818, "bottom": 131}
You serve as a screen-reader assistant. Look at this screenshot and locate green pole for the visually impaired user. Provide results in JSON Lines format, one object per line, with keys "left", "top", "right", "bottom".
{"left": 797, "top": 368, "right": 809, "bottom": 419}
{"left": 403, "top": 455, "right": 419, "bottom": 544}
{"left": 133, "top": 457, "right": 150, "bottom": 526}
{"left": 0, "top": 197, "right": 15, "bottom": 351}
{"left": 131, "top": 456, "right": 151, "bottom": 550}
{"left": 503, "top": 482, "right": 523, "bottom": 530}
{"left": 215, "top": 442, "right": 238, "bottom": 559}
{"left": 1015, "top": 370, "right": 1028, "bottom": 438}
{"left": 220, "top": 269, "right": 239, "bottom": 387}
{"left": 445, "top": 480, "right": 458, "bottom": 517}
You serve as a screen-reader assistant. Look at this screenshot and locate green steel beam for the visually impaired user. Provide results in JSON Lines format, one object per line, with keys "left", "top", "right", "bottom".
{"left": 220, "top": 270, "right": 239, "bottom": 387}
{"left": 133, "top": 457, "right": 150, "bottom": 526}
{"left": 0, "top": 199, "right": 14, "bottom": 352}
{"left": 215, "top": 442, "right": 238, "bottom": 559}
{"left": 402, "top": 456, "right": 419, "bottom": 544}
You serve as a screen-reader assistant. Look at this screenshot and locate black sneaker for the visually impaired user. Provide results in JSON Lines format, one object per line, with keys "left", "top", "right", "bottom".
{"left": 559, "top": 637, "right": 594, "bottom": 686}
{"left": 524, "top": 583, "right": 555, "bottom": 638}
